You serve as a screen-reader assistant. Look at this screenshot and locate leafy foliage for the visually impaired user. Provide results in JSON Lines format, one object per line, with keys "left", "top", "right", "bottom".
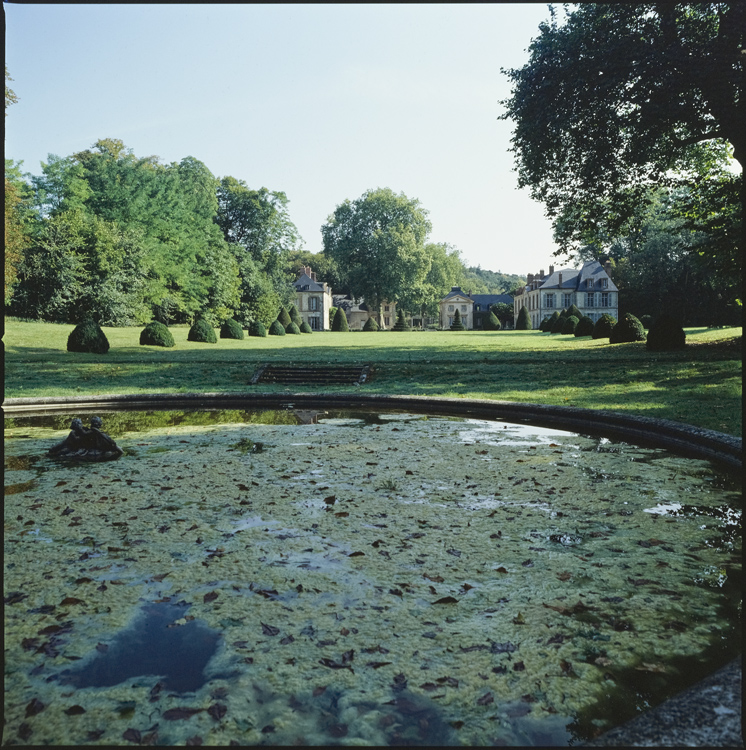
{"left": 187, "top": 319, "right": 217, "bottom": 344}
{"left": 391, "top": 308, "right": 411, "bottom": 331}
{"left": 515, "top": 306, "right": 532, "bottom": 330}
{"left": 299, "top": 320, "right": 313, "bottom": 334}
{"left": 268, "top": 319, "right": 286, "bottom": 336}
{"left": 592, "top": 313, "right": 617, "bottom": 340}
{"left": 363, "top": 316, "right": 380, "bottom": 332}
{"left": 609, "top": 313, "right": 646, "bottom": 344}
{"left": 551, "top": 313, "right": 567, "bottom": 334}
{"left": 285, "top": 321, "right": 301, "bottom": 334}
{"left": 646, "top": 314, "right": 686, "bottom": 351}
{"left": 561, "top": 315, "right": 580, "bottom": 335}
{"left": 575, "top": 315, "right": 595, "bottom": 338}
{"left": 67, "top": 319, "right": 109, "bottom": 354}
{"left": 483, "top": 311, "right": 501, "bottom": 331}
{"left": 450, "top": 309, "right": 465, "bottom": 331}
{"left": 542, "top": 311, "right": 560, "bottom": 333}
{"left": 140, "top": 321, "right": 175, "bottom": 348}
{"left": 220, "top": 318, "right": 244, "bottom": 340}
{"left": 331, "top": 307, "right": 349, "bottom": 332}
{"left": 277, "top": 306, "right": 292, "bottom": 328}
{"left": 248, "top": 319, "right": 267, "bottom": 337}
{"left": 288, "top": 304, "right": 302, "bottom": 324}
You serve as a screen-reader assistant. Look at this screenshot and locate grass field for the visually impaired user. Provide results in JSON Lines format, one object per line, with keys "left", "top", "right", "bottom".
{"left": 3, "top": 320, "right": 742, "bottom": 436}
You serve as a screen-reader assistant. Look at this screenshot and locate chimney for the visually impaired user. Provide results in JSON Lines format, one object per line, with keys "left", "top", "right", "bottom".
{"left": 604, "top": 260, "right": 612, "bottom": 278}
{"left": 558, "top": 272, "right": 563, "bottom": 287}
{"left": 539, "top": 269, "right": 545, "bottom": 278}
{"left": 549, "top": 265, "right": 554, "bottom": 276}
{"left": 527, "top": 273, "right": 534, "bottom": 284}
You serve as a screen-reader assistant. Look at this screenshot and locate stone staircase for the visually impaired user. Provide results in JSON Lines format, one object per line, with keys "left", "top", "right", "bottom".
{"left": 250, "top": 364, "right": 372, "bottom": 386}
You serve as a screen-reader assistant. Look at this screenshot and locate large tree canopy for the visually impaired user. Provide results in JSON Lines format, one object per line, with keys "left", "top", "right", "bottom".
{"left": 321, "top": 188, "right": 432, "bottom": 316}
{"left": 500, "top": 3, "right": 743, "bottom": 252}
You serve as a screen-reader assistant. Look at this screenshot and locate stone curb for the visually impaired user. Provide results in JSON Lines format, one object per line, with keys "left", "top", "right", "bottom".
{"left": 3, "top": 392, "right": 741, "bottom": 469}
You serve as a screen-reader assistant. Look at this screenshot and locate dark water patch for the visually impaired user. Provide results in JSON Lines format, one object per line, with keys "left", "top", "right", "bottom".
{"left": 56, "top": 600, "right": 221, "bottom": 693}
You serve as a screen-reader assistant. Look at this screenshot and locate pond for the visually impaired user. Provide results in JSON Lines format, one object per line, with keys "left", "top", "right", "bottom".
{"left": 3, "top": 408, "right": 742, "bottom": 746}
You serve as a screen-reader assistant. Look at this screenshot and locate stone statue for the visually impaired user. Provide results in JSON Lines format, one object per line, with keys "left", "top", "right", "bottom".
{"left": 48, "top": 417, "right": 123, "bottom": 461}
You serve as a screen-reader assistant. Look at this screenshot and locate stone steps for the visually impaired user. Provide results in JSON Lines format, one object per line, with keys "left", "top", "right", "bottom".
{"left": 250, "top": 364, "right": 372, "bottom": 385}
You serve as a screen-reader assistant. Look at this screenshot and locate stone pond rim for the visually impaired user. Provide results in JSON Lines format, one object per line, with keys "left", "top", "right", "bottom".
{"left": 3, "top": 391, "right": 741, "bottom": 470}
{"left": 3, "top": 391, "right": 742, "bottom": 746}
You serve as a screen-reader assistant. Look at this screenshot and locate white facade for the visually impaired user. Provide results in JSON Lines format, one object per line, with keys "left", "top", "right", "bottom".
{"left": 293, "top": 267, "right": 333, "bottom": 331}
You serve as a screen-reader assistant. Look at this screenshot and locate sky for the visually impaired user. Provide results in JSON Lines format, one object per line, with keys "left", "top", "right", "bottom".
{"left": 5, "top": 3, "right": 562, "bottom": 277}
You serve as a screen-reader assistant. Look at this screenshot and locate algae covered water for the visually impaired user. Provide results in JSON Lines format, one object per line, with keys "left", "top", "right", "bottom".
{"left": 3, "top": 409, "right": 742, "bottom": 746}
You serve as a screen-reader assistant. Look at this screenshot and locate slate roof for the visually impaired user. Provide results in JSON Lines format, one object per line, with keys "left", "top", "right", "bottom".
{"left": 332, "top": 295, "right": 369, "bottom": 313}
{"left": 442, "top": 286, "right": 473, "bottom": 301}
{"left": 471, "top": 294, "right": 513, "bottom": 308}
{"left": 539, "top": 261, "right": 618, "bottom": 292}
{"left": 293, "top": 272, "right": 326, "bottom": 293}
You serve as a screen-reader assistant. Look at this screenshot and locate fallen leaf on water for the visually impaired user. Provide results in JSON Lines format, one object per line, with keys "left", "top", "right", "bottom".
{"left": 123, "top": 728, "right": 141, "bottom": 743}
{"left": 557, "top": 572, "right": 572, "bottom": 581}
{"left": 433, "top": 596, "right": 458, "bottom": 605}
{"left": 64, "top": 705, "right": 86, "bottom": 715}
{"left": 477, "top": 692, "right": 494, "bottom": 706}
{"left": 186, "top": 736, "right": 203, "bottom": 746}
{"left": 261, "top": 623, "right": 280, "bottom": 636}
{"left": 207, "top": 703, "right": 227, "bottom": 721}
{"left": 25, "top": 698, "right": 45, "bottom": 717}
{"left": 203, "top": 591, "right": 219, "bottom": 603}
{"left": 163, "top": 707, "right": 205, "bottom": 721}
{"left": 60, "top": 597, "right": 85, "bottom": 606}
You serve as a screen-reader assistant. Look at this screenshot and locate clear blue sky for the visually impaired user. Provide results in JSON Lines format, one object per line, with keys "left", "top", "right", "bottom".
{"left": 5, "top": 3, "right": 561, "bottom": 277}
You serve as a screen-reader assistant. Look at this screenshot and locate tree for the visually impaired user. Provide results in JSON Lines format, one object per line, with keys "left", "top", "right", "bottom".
{"left": 490, "top": 302, "right": 515, "bottom": 329}
{"left": 322, "top": 188, "right": 432, "bottom": 317}
{"left": 450, "top": 309, "right": 465, "bottom": 331}
{"left": 500, "top": 3, "right": 743, "bottom": 254}
{"left": 331, "top": 306, "right": 349, "bottom": 332}
{"left": 5, "top": 65, "right": 18, "bottom": 114}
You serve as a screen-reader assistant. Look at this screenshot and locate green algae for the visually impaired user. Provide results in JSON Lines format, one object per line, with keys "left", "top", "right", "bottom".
{"left": 3, "top": 410, "right": 741, "bottom": 746}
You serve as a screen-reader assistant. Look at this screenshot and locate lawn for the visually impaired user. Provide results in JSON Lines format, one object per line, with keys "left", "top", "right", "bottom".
{"left": 3, "top": 320, "right": 742, "bottom": 436}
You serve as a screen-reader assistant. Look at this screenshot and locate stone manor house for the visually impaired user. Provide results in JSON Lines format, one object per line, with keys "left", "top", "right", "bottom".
{"left": 513, "top": 260, "right": 618, "bottom": 329}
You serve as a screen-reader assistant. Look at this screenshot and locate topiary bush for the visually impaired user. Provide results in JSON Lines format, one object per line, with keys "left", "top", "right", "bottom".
{"left": 450, "top": 309, "right": 466, "bottom": 330}
{"left": 574, "top": 315, "right": 595, "bottom": 337}
{"left": 551, "top": 314, "right": 567, "bottom": 333}
{"left": 561, "top": 315, "right": 579, "bottom": 334}
{"left": 285, "top": 321, "right": 301, "bottom": 334}
{"left": 543, "top": 311, "right": 560, "bottom": 332}
{"left": 363, "top": 316, "right": 380, "bottom": 332}
{"left": 566, "top": 304, "right": 582, "bottom": 321}
{"left": 646, "top": 314, "right": 686, "bottom": 351}
{"left": 609, "top": 313, "right": 646, "bottom": 344}
{"left": 67, "top": 319, "right": 110, "bottom": 354}
{"left": 484, "top": 311, "right": 502, "bottom": 331}
{"left": 331, "top": 307, "right": 349, "bottom": 332}
{"left": 288, "top": 304, "right": 302, "bottom": 325}
{"left": 277, "top": 307, "right": 292, "bottom": 328}
{"left": 299, "top": 321, "right": 313, "bottom": 333}
{"left": 592, "top": 313, "right": 617, "bottom": 339}
{"left": 269, "top": 319, "right": 286, "bottom": 336}
{"left": 640, "top": 314, "right": 653, "bottom": 330}
{"left": 140, "top": 321, "right": 175, "bottom": 348}
{"left": 515, "top": 306, "right": 531, "bottom": 330}
{"left": 249, "top": 320, "right": 267, "bottom": 337}
{"left": 392, "top": 309, "right": 410, "bottom": 331}
{"left": 220, "top": 318, "right": 244, "bottom": 340}
{"left": 188, "top": 318, "right": 217, "bottom": 343}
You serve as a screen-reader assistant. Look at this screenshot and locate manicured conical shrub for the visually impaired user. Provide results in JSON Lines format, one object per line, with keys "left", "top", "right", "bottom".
{"left": 285, "top": 321, "right": 301, "bottom": 334}
{"left": 543, "top": 311, "right": 560, "bottom": 332}
{"left": 220, "top": 318, "right": 244, "bottom": 340}
{"left": 561, "top": 315, "right": 579, "bottom": 335}
{"left": 299, "top": 321, "right": 313, "bottom": 333}
{"left": 363, "top": 316, "right": 380, "bottom": 332}
{"left": 551, "top": 313, "right": 567, "bottom": 333}
{"left": 249, "top": 320, "right": 267, "bottom": 337}
{"left": 67, "top": 319, "right": 110, "bottom": 354}
{"left": 188, "top": 318, "right": 217, "bottom": 343}
{"left": 331, "top": 307, "right": 349, "bottom": 332}
{"left": 392, "top": 309, "right": 410, "bottom": 331}
{"left": 484, "top": 311, "right": 501, "bottom": 331}
{"left": 646, "top": 314, "right": 686, "bottom": 351}
{"left": 574, "top": 315, "right": 595, "bottom": 338}
{"left": 140, "top": 321, "right": 175, "bottom": 347}
{"left": 515, "top": 306, "right": 532, "bottom": 330}
{"left": 269, "top": 319, "right": 286, "bottom": 336}
{"left": 610, "top": 313, "right": 646, "bottom": 344}
{"left": 592, "top": 313, "right": 617, "bottom": 339}
{"left": 277, "top": 307, "right": 292, "bottom": 328}
{"left": 566, "top": 304, "right": 582, "bottom": 321}
{"left": 450, "top": 309, "right": 466, "bottom": 330}
{"left": 288, "top": 304, "right": 302, "bottom": 325}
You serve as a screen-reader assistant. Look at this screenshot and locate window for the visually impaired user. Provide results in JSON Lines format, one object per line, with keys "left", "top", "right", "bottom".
{"left": 475, "top": 304, "right": 481, "bottom": 311}
{"left": 562, "top": 293, "right": 573, "bottom": 308}
{"left": 601, "top": 278, "right": 608, "bottom": 289}
{"left": 310, "top": 317, "right": 320, "bottom": 330}
{"left": 384, "top": 317, "right": 390, "bottom": 327}
{"left": 601, "top": 292, "right": 610, "bottom": 307}
{"left": 309, "top": 296, "right": 319, "bottom": 311}
{"left": 461, "top": 305, "right": 467, "bottom": 312}
{"left": 586, "top": 293, "right": 595, "bottom": 307}
{"left": 545, "top": 293, "right": 555, "bottom": 308}
{"left": 448, "top": 305, "right": 454, "bottom": 312}
{"left": 384, "top": 305, "right": 390, "bottom": 312}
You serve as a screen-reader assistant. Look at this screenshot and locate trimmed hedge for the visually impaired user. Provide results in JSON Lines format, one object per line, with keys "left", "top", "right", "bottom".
{"left": 220, "top": 318, "right": 245, "bottom": 340}
{"left": 561, "top": 315, "right": 579, "bottom": 335}
{"left": 277, "top": 307, "right": 292, "bottom": 328}
{"left": 592, "top": 313, "right": 617, "bottom": 339}
{"left": 187, "top": 318, "right": 217, "bottom": 343}
{"left": 269, "top": 319, "right": 286, "bottom": 336}
{"left": 392, "top": 309, "right": 410, "bottom": 331}
{"left": 515, "top": 306, "right": 531, "bottom": 330}
{"left": 331, "top": 307, "right": 349, "bottom": 332}
{"left": 249, "top": 320, "right": 267, "bottom": 337}
{"left": 140, "top": 321, "right": 175, "bottom": 347}
{"left": 484, "top": 311, "right": 501, "bottom": 331}
{"left": 67, "top": 319, "right": 110, "bottom": 354}
{"left": 288, "top": 304, "right": 302, "bottom": 325}
{"left": 551, "top": 314, "right": 567, "bottom": 334}
{"left": 566, "top": 304, "right": 582, "bottom": 321}
{"left": 363, "top": 316, "right": 380, "bottom": 331}
{"left": 574, "top": 315, "right": 595, "bottom": 337}
{"left": 609, "top": 313, "right": 647, "bottom": 344}
{"left": 646, "top": 314, "right": 686, "bottom": 351}
{"left": 285, "top": 321, "right": 301, "bottom": 334}
{"left": 450, "top": 309, "right": 466, "bottom": 330}
{"left": 299, "top": 321, "right": 313, "bottom": 333}
{"left": 542, "top": 311, "right": 560, "bottom": 332}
